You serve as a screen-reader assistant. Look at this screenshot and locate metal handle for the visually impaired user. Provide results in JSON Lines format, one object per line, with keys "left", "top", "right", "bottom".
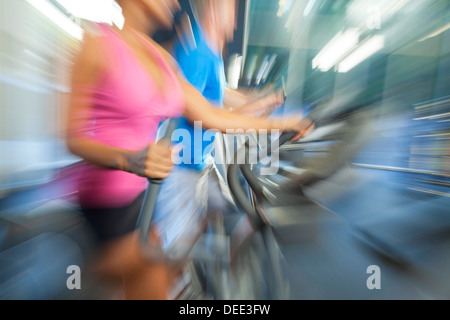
{"left": 136, "top": 118, "right": 179, "bottom": 258}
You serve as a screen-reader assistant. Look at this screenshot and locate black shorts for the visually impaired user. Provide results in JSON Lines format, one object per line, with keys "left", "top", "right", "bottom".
{"left": 82, "top": 192, "right": 146, "bottom": 244}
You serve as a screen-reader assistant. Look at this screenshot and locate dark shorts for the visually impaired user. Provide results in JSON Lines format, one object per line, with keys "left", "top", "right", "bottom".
{"left": 81, "top": 162, "right": 236, "bottom": 254}
{"left": 82, "top": 192, "right": 145, "bottom": 244}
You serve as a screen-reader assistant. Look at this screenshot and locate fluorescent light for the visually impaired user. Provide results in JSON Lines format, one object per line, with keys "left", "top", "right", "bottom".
{"left": 27, "top": 0, "right": 83, "bottom": 40}
{"left": 387, "top": 0, "right": 409, "bottom": 15}
{"left": 338, "top": 35, "right": 385, "bottom": 73}
{"left": 418, "top": 23, "right": 450, "bottom": 42}
{"left": 347, "top": 0, "right": 409, "bottom": 28}
{"left": 303, "top": 0, "right": 317, "bottom": 17}
{"left": 285, "top": 0, "right": 303, "bottom": 29}
{"left": 312, "top": 28, "right": 360, "bottom": 72}
{"left": 278, "top": 0, "right": 294, "bottom": 17}
{"left": 277, "top": 0, "right": 286, "bottom": 17}
{"left": 285, "top": 0, "right": 294, "bottom": 14}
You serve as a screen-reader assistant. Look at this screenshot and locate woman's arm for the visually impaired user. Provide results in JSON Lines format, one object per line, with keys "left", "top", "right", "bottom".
{"left": 66, "top": 31, "right": 173, "bottom": 179}
{"left": 180, "top": 78, "right": 313, "bottom": 137}
{"left": 224, "top": 85, "right": 279, "bottom": 110}
{"left": 227, "top": 90, "right": 284, "bottom": 117}
{"left": 224, "top": 87, "right": 250, "bottom": 109}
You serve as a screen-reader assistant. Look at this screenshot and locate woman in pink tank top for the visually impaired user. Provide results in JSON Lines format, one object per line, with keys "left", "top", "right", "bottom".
{"left": 67, "top": 0, "right": 313, "bottom": 300}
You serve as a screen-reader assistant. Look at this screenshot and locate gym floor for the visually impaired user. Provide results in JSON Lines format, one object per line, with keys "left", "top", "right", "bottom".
{"left": 280, "top": 167, "right": 450, "bottom": 300}
{"left": 1, "top": 164, "right": 449, "bottom": 300}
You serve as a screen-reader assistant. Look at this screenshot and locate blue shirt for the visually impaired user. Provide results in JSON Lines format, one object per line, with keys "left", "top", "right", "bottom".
{"left": 173, "top": 21, "right": 226, "bottom": 171}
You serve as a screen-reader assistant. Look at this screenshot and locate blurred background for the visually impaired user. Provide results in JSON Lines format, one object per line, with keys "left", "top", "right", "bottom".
{"left": 0, "top": 0, "right": 449, "bottom": 300}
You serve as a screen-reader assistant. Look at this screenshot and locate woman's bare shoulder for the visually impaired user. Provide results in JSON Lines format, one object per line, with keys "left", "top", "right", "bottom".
{"left": 71, "top": 24, "right": 110, "bottom": 85}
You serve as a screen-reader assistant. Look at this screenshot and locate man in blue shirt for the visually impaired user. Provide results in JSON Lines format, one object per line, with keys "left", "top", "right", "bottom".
{"left": 173, "top": 0, "right": 284, "bottom": 171}
{"left": 173, "top": 16, "right": 227, "bottom": 171}
{"left": 153, "top": 0, "right": 284, "bottom": 276}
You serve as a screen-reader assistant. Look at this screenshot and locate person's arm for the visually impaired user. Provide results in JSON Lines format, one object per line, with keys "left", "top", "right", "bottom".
{"left": 225, "top": 90, "right": 284, "bottom": 117}
{"left": 224, "top": 84, "right": 278, "bottom": 107}
{"left": 180, "top": 78, "right": 312, "bottom": 138}
{"left": 223, "top": 87, "right": 250, "bottom": 109}
{"left": 66, "top": 32, "right": 173, "bottom": 179}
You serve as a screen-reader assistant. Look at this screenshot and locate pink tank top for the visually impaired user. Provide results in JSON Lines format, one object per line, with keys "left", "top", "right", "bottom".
{"left": 76, "top": 24, "right": 184, "bottom": 208}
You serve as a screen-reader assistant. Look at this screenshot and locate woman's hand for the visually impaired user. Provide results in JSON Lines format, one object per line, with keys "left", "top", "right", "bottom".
{"left": 123, "top": 140, "right": 174, "bottom": 180}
